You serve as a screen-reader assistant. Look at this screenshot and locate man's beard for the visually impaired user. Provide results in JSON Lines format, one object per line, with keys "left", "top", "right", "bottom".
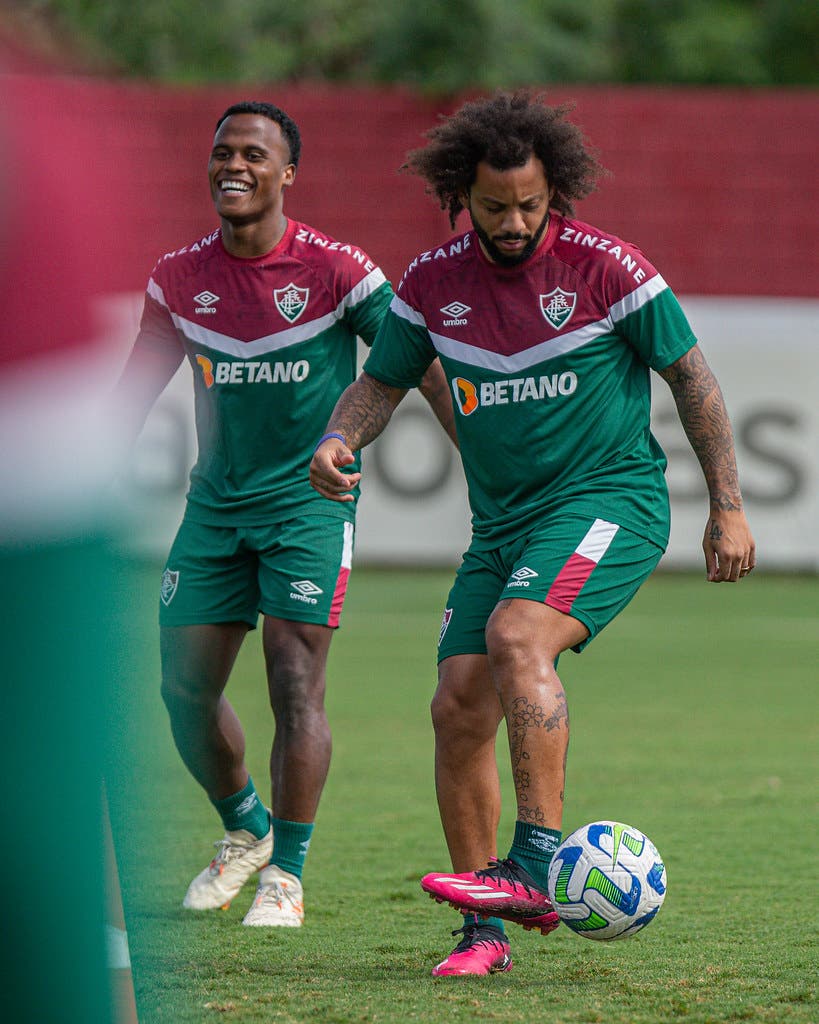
{"left": 471, "top": 207, "right": 551, "bottom": 267}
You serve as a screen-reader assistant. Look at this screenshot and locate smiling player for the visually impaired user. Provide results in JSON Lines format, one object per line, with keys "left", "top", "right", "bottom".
{"left": 114, "top": 101, "right": 454, "bottom": 928}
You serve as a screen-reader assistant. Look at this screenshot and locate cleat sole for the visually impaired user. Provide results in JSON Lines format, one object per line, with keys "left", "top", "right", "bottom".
{"left": 423, "top": 875, "right": 560, "bottom": 935}
{"left": 521, "top": 919, "right": 560, "bottom": 935}
{"left": 437, "top": 896, "right": 559, "bottom": 935}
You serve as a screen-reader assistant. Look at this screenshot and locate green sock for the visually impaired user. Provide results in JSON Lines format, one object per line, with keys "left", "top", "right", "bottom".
{"left": 271, "top": 818, "right": 314, "bottom": 879}
{"left": 463, "top": 912, "right": 506, "bottom": 935}
{"left": 211, "top": 778, "right": 270, "bottom": 839}
{"left": 508, "top": 821, "right": 561, "bottom": 889}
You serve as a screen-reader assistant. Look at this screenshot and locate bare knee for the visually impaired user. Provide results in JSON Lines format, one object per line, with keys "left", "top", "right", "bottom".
{"left": 159, "top": 623, "right": 245, "bottom": 713}
{"left": 160, "top": 670, "right": 214, "bottom": 716}
{"left": 485, "top": 617, "right": 538, "bottom": 677}
{"left": 430, "top": 683, "right": 462, "bottom": 738}
{"left": 430, "top": 665, "right": 502, "bottom": 746}
{"left": 267, "top": 665, "right": 327, "bottom": 729}
{"left": 485, "top": 601, "right": 579, "bottom": 681}
{"left": 264, "top": 626, "right": 330, "bottom": 727}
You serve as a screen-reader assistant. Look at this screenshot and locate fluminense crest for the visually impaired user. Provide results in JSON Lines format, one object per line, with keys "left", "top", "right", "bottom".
{"left": 439, "top": 608, "right": 453, "bottom": 645}
{"left": 540, "top": 287, "right": 576, "bottom": 330}
{"left": 274, "top": 283, "right": 309, "bottom": 323}
{"left": 160, "top": 569, "right": 180, "bottom": 605}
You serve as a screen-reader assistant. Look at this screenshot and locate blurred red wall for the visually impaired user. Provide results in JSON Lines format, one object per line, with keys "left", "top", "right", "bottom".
{"left": 5, "top": 70, "right": 818, "bottom": 299}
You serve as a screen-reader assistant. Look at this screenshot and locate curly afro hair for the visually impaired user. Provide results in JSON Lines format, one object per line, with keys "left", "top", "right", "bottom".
{"left": 403, "top": 89, "right": 605, "bottom": 226}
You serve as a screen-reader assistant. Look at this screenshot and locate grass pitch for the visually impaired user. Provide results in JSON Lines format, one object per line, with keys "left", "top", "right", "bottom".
{"left": 116, "top": 567, "right": 817, "bottom": 1023}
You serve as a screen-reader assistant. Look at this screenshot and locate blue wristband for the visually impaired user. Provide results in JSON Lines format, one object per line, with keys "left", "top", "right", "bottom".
{"left": 314, "top": 431, "right": 347, "bottom": 453}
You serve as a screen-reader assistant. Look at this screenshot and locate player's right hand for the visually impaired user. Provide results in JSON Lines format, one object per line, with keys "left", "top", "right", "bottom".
{"left": 702, "top": 508, "right": 756, "bottom": 583}
{"left": 309, "top": 439, "right": 360, "bottom": 502}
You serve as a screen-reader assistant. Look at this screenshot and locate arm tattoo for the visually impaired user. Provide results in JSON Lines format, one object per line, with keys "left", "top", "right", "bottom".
{"left": 509, "top": 693, "right": 569, "bottom": 825}
{"left": 659, "top": 345, "right": 743, "bottom": 511}
{"left": 328, "top": 372, "right": 405, "bottom": 451}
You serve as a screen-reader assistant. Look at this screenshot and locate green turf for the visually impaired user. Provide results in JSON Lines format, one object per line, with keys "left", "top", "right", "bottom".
{"left": 116, "top": 567, "right": 818, "bottom": 1023}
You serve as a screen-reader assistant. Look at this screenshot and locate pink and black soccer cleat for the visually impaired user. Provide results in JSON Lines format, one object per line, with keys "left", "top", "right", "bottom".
{"left": 421, "top": 858, "right": 560, "bottom": 935}
{"left": 431, "top": 923, "right": 512, "bottom": 977}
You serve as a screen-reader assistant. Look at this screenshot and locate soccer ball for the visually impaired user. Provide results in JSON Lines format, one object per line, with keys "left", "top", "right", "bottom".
{"left": 547, "top": 821, "right": 667, "bottom": 940}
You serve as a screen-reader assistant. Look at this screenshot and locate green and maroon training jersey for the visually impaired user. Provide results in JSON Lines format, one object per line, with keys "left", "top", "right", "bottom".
{"left": 137, "top": 219, "right": 392, "bottom": 525}
{"left": 363, "top": 214, "right": 696, "bottom": 548}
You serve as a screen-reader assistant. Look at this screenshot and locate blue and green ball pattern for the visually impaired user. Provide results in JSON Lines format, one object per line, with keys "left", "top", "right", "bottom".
{"left": 547, "top": 821, "right": 667, "bottom": 941}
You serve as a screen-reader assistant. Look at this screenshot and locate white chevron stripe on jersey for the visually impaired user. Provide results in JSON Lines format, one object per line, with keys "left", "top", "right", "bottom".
{"left": 146, "top": 277, "right": 167, "bottom": 306}
{"left": 609, "top": 273, "right": 667, "bottom": 323}
{"left": 390, "top": 291, "right": 428, "bottom": 328}
{"left": 429, "top": 318, "right": 611, "bottom": 373}
{"left": 147, "top": 267, "right": 388, "bottom": 358}
{"left": 170, "top": 310, "right": 339, "bottom": 357}
{"left": 390, "top": 272, "right": 668, "bottom": 374}
{"left": 347, "top": 267, "right": 388, "bottom": 307}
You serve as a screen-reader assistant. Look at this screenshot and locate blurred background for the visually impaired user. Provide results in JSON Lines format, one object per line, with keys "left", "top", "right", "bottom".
{"left": 2, "top": 0, "right": 816, "bottom": 570}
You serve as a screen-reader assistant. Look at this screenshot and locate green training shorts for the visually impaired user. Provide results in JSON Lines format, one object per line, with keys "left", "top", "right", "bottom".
{"left": 437, "top": 514, "right": 664, "bottom": 661}
{"left": 158, "top": 514, "right": 354, "bottom": 628}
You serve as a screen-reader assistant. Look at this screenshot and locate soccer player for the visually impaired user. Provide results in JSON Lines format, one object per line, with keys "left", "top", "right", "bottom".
{"left": 114, "top": 101, "right": 454, "bottom": 927}
{"left": 309, "top": 90, "right": 755, "bottom": 973}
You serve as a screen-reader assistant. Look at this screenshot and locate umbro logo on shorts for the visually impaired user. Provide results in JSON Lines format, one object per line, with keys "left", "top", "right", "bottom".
{"left": 507, "top": 566, "right": 539, "bottom": 589}
{"left": 290, "top": 579, "right": 323, "bottom": 606}
{"left": 291, "top": 580, "right": 323, "bottom": 596}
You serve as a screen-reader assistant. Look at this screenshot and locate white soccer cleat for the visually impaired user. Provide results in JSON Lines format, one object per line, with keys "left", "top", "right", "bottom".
{"left": 242, "top": 864, "right": 304, "bottom": 927}
{"left": 182, "top": 824, "right": 273, "bottom": 911}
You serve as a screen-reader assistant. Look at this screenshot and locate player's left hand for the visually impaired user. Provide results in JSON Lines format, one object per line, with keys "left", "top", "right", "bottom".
{"left": 702, "top": 508, "right": 756, "bottom": 583}
{"left": 309, "top": 437, "right": 360, "bottom": 502}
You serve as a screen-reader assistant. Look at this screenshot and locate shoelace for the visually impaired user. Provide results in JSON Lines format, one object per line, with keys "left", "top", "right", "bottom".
{"left": 450, "top": 923, "right": 506, "bottom": 952}
{"left": 256, "top": 881, "right": 284, "bottom": 906}
{"left": 209, "top": 838, "right": 249, "bottom": 871}
{"left": 474, "top": 857, "right": 537, "bottom": 896}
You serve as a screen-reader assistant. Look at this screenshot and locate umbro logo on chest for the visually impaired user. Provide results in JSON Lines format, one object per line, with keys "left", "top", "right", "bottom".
{"left": 438, "top": 290, "right": 578, "bottom": 331}
{"left": 194, "top": 290, "right": 220, "bottom": 314}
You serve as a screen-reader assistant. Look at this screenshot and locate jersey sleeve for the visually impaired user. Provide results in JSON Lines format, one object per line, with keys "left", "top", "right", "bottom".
{"left": 613, "top": 281, "right": 697, "bottom": 371}
{"left": 362, "top": 293, "right": 437, "bottom": 388}
{"left": 343, "top": 275, "right": 394, "bottom": 348}
{"left": 113, "top": 280, "right": 186, "bottom": 445}
{"left": 135, "top": 274, "right": 186, "bottom": 359}
{"left": 602, "top": 248, "right": 697, "bottom": 371}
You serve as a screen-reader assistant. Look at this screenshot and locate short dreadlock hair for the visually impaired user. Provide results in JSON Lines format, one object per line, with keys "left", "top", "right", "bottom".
{"left": 215, "top": 101, "right": 302, "bottom": 167}
{"left": 403, "top": 89, "right": 604, "bottom": 226}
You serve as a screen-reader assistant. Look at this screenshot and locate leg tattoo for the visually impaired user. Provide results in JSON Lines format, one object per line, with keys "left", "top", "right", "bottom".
{"left": 508, "top": 692, "right": 568, "bottom": 824}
